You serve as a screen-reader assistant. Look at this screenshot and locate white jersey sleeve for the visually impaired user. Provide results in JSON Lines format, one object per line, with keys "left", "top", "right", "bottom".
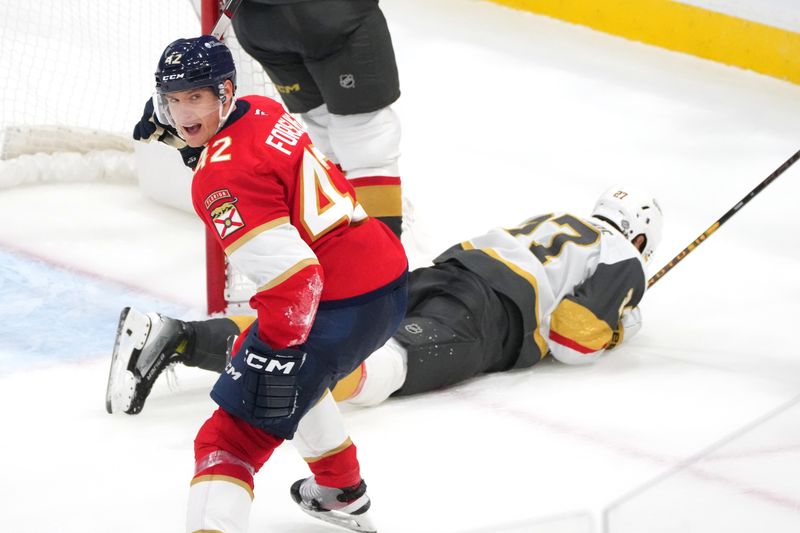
{"left": 432, "top": 213, "right": 646, "bottom": 368}
{"left": 544, "top": 217, "right": 646, "bottom": 364}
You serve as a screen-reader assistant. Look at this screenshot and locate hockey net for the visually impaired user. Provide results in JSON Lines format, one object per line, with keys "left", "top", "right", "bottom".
{"left": 0, "top": 0, "right": 267, "bottom": 314}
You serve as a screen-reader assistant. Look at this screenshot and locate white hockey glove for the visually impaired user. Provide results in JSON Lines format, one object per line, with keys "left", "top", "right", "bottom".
{"left": 607, "top": 307, "right": 643, "bottom": 350}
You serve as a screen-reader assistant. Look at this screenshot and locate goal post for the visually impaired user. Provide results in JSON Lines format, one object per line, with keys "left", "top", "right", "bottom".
{"left": 201, "top": 0, "right": 232, "bottom": 316}
{"left": 200, "top": 0, "right": 271, "bottom": 315}
{"left": 0, "top": 0, "right": 272, "bottom": 315}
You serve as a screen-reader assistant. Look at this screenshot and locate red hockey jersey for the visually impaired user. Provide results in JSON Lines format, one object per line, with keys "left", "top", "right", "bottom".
{"left": 191, "top": 96, "right": 407, "bottom": 349}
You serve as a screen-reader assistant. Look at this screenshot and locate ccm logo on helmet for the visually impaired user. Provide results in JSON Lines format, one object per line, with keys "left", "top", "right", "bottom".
{"left": 163, "top": 73, "right": 185, "bottom": 81}
{"left": 246, "top": 352, "right": 296, "bottom": 374}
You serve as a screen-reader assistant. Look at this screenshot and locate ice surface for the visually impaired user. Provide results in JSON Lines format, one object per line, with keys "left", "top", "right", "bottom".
{"left": 1, "top": 0, "right": 799, "bottom": 532}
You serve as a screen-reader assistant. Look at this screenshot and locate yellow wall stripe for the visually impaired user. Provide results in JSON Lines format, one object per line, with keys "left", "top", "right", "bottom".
{"left": 487, "top": 0, "right": 800, "bottom": 85}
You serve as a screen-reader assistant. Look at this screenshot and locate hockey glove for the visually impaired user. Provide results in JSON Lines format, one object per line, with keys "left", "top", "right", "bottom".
{"left": 132, "top": 97, "right": 183, "bottom": 146}
{"left": 607, "top": 307, "right": 643, "bottom": 350}
{"left": 231, "top": 323, "right": 306, "bottom": 419}
{"left": 132, "top": 97, "right": 203, "bottom": 169}
{"left": 178, "top": 146, "right": 203, "bottom": 170}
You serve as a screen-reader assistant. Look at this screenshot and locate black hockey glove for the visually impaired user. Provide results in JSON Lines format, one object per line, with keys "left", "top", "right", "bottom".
{"left": 132, "top": 97, "right": 181, "bottom": 145}
{"left": 178, "top": 146, "right": 203, "bottom": 170}
{"left": 606, "top": 328, "right": 623, "bottom": 350}
{"left": 236, "top": 324, "right": 306, "bottom": 419}
{"left": 132, "top": 97, "right": 203, "bottom": 169}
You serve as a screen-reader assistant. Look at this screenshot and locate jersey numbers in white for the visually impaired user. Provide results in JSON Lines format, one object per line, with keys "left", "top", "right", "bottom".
{"left": 209, "top": 136, "right": 233, "bottom": 163}
{"left": 300, "top": 146, "right": 358, "bottom": 240}
{"left": 195, "top": 136, "right": 233, "bottom": 170}
{"left": 508, "top": 213, "right": 600, "bottom": 264}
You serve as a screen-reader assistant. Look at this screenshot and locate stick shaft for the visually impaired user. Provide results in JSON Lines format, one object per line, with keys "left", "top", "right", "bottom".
{"left": 208, "top": 0, "right": 243, "bottom": 39}
{"left": 648, "top": 148, "right": 800, "bottom": 288}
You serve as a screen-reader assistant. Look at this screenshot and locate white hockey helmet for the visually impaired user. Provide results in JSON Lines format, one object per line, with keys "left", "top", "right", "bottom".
{"left": 592, "top": 185, "right": 663, "bottom": 262}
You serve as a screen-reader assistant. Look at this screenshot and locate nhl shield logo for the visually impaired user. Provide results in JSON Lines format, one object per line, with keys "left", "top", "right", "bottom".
{"left": 339, "top": 73, "right": 355, "bottom": 89}
{"left": 404, "top": 322, "right": 423, "bottom": 335}
{"left": 210, "top": 200, "right": 245, "bottom": 239}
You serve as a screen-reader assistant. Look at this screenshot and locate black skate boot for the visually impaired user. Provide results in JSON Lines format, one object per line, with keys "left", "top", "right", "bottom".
{"left": 105, "top": 307, "right": 190, "bottom": 414}
{"left": 290, "top": 476, "right": 376, "bottom": 533}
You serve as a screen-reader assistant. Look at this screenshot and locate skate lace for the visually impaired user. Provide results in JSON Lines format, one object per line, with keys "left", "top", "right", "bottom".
{"left": 299, "top": 478, "right": 324, "bottom": 502}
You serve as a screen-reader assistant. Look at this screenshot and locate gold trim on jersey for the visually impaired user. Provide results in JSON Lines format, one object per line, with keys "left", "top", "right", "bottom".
{"left": 478, "top": 247, "right": 549, "bottom": 359}
{"left": 304, "top": 437, "right": 354, "bottom": 463}
{"left": 550, "top": 299, "right": 613, "bottom": 352}
{"left": 256, "top": 258, "right": 320, "bottom": 293}
{"left": 190, "top": 475, "right": 254, "bottom": 500}
{"left": 224, "top": 216, "right": 291, "bottom": 255}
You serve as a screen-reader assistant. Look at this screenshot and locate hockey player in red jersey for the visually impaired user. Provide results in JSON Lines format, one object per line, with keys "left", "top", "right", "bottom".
{"left": 109, "top": 185, "right": 662, "bottom": 411}
{"left": 119, "top": 35, "right": 408, "bottom": 533}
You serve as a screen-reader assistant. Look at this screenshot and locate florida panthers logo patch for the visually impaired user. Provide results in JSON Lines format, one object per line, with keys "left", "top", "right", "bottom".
{"left": 204, "top": 189, "right": 232, "bottom": 209}
{"left": 210, "top": 199, "right": 245, "bottom": 239}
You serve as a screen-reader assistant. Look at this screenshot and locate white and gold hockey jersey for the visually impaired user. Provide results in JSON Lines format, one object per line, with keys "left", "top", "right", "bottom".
{"left": 434, "top": 213, "right": 646, "bottom": 367}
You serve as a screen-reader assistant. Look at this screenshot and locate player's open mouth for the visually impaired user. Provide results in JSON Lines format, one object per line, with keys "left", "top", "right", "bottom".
{"left": 183, "top": 124, "right": 202, "bottom": 136}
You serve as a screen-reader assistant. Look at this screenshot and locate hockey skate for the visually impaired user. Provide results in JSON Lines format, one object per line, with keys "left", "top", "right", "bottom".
{"left": 290, "top": 477, "right": 377, "bottom": 533}
{"left": 105, "top": 307, "right": 189, "bottom": 415}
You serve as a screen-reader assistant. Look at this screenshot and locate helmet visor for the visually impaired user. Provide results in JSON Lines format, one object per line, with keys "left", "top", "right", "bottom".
{"left": 155, "top": 88, "right": 223, "bottom": 139}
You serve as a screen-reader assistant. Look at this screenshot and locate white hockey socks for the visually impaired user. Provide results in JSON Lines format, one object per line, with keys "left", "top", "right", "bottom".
{"left": 302, "top": 104, "right": 401, "bottom": 179}
{"left": 186, "top": 473, "right": 253, "bottom": 533}
{"left": 345, "top": 338, "right": 408, "bottom": 407}
{"left": 292, "top": 391, "right": 351, "bottom": 460}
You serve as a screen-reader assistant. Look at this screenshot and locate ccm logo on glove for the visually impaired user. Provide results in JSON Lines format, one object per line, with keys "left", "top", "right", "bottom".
{"left": 246, "top": 352, "right": 298, "bottom": 374}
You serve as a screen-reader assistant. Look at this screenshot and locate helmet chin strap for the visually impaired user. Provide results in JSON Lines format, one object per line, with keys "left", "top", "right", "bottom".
{"left": 594, "top": 215, "right": 649, "bottom": 259}
{"left": 593, "top": 215, "right": 623, "bottom": 235}
{"left": 215, "top": 97, "right": 237, "bottom": 135}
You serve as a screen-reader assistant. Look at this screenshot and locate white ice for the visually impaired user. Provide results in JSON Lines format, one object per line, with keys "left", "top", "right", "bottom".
{"left": 1, "top": 0, "right": 800, "bottom": 532}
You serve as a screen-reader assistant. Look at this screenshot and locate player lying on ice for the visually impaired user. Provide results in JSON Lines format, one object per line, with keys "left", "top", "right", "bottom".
{"left": 108, "top": 184, "right": 663, "bottom": 418}
{"left": 116, "top": 35, "right": 410, "bottom": 533}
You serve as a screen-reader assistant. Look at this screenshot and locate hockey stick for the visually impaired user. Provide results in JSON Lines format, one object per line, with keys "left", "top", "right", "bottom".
{"left": 648, "top": 148, "right": 800, "bottom": 289}
{"left": 208, "top": 0, "right": 243, "bottom": 39}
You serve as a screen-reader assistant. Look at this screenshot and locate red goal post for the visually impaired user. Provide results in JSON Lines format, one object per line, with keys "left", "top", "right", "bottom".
{"left": 202, "top": 0, "right": 284, "bottom": 315}
{"left": 201, "top": 0, "right": 229, "bottom": 315}
{"left": 0, "top": 0, "right": 273, "bottom": 316}
{"left": 201, "top": 0, "right": 276, "bottom": 315}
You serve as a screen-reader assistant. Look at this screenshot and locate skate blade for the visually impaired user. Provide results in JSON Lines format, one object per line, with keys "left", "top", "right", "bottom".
{"left": 105, "top": 308, "right": 152, "bottom": 414}
{"left": 298, "top": 506, "right": 377, "bottom": 533}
